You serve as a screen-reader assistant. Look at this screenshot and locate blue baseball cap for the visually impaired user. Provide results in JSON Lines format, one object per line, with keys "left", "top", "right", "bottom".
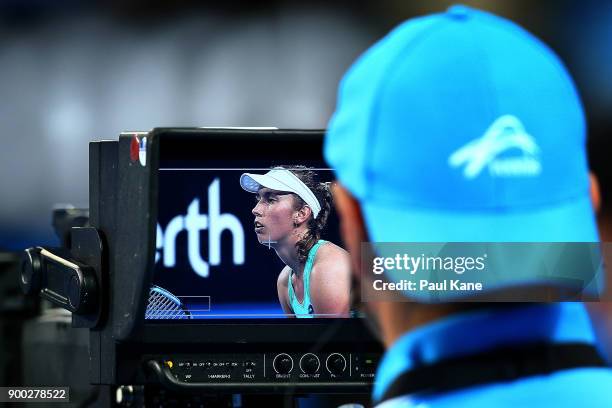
{"left": 325, "top": 5, "right": 598, "bottom": 243}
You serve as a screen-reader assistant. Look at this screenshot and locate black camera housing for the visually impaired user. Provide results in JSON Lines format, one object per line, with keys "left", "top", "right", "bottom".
{"left": 83, "top": 128, "right": 381, "bottom": 391}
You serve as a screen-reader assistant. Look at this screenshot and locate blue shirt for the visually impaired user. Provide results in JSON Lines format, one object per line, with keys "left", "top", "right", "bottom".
{"left": 374, "top": 303, "right": 612, "bottom": 407}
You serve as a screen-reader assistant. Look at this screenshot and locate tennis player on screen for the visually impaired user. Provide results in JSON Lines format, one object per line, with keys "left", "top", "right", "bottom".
{"left": 240, "top": 166, "right": 351, "bottom": 318}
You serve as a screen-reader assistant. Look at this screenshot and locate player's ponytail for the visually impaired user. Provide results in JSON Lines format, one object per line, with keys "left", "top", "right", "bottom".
{"left": 284, "top": 166, "right": 332, "bottom": 264}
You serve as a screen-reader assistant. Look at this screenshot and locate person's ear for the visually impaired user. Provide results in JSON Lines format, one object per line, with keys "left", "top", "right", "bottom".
{"left": 331, "top": 183, "right": 368, "bottom": 277}
{"left": 294, "top": 205, "right": 312, "bottom": 225}
{"left": 590, "top": 172, "right": 601, "bottom": 214}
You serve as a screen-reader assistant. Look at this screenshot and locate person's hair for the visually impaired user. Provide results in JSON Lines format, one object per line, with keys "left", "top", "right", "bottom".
{"left": 281, "top": 166, "right": 332, "bottom": 264}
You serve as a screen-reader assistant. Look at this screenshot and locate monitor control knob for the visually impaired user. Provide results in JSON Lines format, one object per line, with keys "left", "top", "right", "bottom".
{"left": 273, "top": 353, "right": 294, "bottom": 374}
{"left": 300, "top": 353, "right": 320, "bottom": 374}
{"left": 326, "top": 353, "right": 347, "bottom": 375}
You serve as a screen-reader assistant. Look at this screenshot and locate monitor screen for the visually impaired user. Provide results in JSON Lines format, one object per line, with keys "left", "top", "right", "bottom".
{"left": 149, "top": 129, "right": 354, "bottom": 320}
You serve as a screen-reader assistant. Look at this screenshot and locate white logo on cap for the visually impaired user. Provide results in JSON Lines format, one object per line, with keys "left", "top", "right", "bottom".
{"left": 448, "top": 115, "right": 541, "bottom": 179}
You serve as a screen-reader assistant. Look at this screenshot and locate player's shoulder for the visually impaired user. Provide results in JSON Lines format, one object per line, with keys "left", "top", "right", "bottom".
{"left": 316, "top": 241, "right": 348, "bottom": 259}
{"left": 278, "top": 265, "right": 291, "bottom": 286}
{"left": 312, "top": 241, "right": 350, "bottom": 277}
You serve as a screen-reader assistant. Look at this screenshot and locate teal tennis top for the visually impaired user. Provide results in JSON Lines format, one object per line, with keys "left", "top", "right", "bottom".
{"left": 288, "top": 239, "right": 327, "bottom": 318}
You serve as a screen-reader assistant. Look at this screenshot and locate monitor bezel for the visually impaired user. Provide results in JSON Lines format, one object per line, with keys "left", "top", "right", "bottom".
{"left": 120, "top": 127, "right": 377, "bottom": 344}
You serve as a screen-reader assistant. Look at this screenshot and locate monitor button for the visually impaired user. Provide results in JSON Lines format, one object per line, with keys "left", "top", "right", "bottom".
{"left": 273, "top": 353, "right": 294, "bottom": 374}
{"left": 326, "top": 353, "right": 347, "bottom": 375}
{"left": 300, "top": 353, "right": 320, "bottom": 374}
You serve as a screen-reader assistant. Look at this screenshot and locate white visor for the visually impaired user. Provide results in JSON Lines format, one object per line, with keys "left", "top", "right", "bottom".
{"left": 240, "top": 167, "right": 321, "bottom": 219}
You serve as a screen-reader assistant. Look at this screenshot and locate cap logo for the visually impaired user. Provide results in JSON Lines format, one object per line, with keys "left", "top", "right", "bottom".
{"left": 448, "top": 115, "right": 541, "bottom": 179}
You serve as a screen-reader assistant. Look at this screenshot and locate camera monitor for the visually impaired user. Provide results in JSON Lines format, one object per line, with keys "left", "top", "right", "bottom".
{"left": 106, "top": 128, "right": 381, "bottom": 391}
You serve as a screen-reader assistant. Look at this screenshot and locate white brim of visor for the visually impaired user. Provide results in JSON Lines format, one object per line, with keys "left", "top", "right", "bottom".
{"left": 240, "top": 169, "right": 321, "bottom": 219}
